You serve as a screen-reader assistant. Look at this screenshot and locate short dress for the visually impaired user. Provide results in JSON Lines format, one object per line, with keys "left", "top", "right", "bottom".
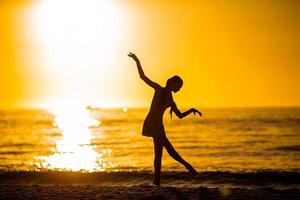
{"left": 142, "top": 87, "right": 173, "bottom": 138}
{"left": 142, "top": 113, "right": 165, "bottom": 138}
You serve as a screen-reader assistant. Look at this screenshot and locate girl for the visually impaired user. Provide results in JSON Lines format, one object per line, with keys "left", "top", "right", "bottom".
{"left": 128, "top": 52, "right": 202, "bottom": 186}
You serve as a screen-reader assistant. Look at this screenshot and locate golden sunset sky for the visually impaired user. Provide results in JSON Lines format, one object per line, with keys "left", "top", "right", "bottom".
{"left": 0, "top": 0, "right": 299, "bottom": 108}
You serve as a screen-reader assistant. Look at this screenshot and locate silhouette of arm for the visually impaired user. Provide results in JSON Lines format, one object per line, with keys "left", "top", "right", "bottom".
{"left": 128, "top": 52, "right": 160, "bottom": 89}
{"left": 171, "top": 102, "right": 202, "bottom": 119}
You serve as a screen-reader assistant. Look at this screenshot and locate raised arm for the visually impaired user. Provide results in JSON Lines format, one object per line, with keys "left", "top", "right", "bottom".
{"left": 128, "top": 52, "right": 160, "bottom": 89}
{"left": 170, "top": 101, "right": 202, "bottom": 119}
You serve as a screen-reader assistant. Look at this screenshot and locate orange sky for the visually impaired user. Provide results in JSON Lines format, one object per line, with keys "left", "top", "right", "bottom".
{"left": 0, "top": 0, "right": 299, "bottom": 108}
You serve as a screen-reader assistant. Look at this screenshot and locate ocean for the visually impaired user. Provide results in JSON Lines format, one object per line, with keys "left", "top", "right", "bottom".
{"left": 1, "top": 107, "right": 299, "bottom": 174}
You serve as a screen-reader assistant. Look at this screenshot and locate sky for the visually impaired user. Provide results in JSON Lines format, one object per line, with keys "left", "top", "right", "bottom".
{"left": 0, "top": 0, "right": 299, "bottom": 108}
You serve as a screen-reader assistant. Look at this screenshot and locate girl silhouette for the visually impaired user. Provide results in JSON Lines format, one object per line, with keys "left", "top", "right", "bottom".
{"left": 128, "top": 52, "right": 202, "bottom": 186}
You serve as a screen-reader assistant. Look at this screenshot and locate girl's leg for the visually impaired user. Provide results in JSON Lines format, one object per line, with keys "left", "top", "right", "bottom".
{"left": 153, "top": 137, "right": 163, "bottom": 185}
{"left": 163, "top": 137, "right": 197, "bottom": 175}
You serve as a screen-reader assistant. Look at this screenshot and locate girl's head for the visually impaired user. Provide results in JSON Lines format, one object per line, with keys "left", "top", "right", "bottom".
{"left": 166, "top": 75, "right": 183, "bottom": 93}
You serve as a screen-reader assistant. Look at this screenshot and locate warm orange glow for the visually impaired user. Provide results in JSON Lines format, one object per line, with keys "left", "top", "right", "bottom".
{"left": 30, "top": 0, "right": 124, "bottom": 107}
{"left": 36, "top": 105, "right": 113, "bottom": 171}
{"left": 0, "top": 0, "right": 299, "bottom": 108}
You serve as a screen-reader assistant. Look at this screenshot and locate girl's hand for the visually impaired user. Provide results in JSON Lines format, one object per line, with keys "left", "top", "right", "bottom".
{"left": 128, "top": 52, "right": 139, "bottom": 61}
{"left": 191, "top": 108, "right": 202, "bottom": 117}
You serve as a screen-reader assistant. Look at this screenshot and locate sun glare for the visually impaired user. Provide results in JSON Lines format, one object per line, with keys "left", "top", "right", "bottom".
{"left": 36, "top": 105, "right": 113, "bottom": 171}
{"left": 32, "top": 0, "right": 123, "bottom": 106}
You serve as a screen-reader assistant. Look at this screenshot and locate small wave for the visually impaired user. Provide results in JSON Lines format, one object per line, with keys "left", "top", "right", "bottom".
{"left": 194, "top": 118, "right": 300, "bottom": 125}
{"left": 271, "top": 145, "right": 300, "bottom": 152}
{"left": 242, "top": 140, "right": 267, "bottom": 145}
{"left": 0, "top": 143, "right": 32, "bottom": 148}
{"left": 0, "top": 151, "right": 36, "bottom": 155}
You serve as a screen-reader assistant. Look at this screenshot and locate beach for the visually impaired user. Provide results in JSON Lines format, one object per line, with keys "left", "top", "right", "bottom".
{"left": 1, "top": 0, "right": 299, "bottom": 198}
{"left": 2, "top": 184, "right": 299, "bottom": 200}
{"left": 1, "top": 171, "right": 299, "bottom": 199}
{"left": 1, "top": 107, "right": 299, "bottom": 199}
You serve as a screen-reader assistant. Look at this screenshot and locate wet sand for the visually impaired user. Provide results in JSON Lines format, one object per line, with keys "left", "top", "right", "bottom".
{"left": 1, "top": 184, "right": 299, "bottom": 200}
{"left": 0, "top": 171, "right": 299, "bottom": 200}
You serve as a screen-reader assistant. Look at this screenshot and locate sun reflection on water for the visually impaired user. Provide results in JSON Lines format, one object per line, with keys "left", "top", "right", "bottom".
{"left": 37, "top": 106, "right": 111, "bottom": 172}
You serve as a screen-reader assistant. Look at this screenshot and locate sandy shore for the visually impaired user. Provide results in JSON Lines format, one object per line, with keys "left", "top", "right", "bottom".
{"left": 1, "top": 184, "right": 299, "bottom": 200}
{"left": 0, "top": 171, "right": 299, "bottom": 199}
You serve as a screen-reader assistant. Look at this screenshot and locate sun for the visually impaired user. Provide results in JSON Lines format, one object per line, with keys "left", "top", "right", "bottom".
{"left": 31, "top": 0, "right": 123, "bottom": 107}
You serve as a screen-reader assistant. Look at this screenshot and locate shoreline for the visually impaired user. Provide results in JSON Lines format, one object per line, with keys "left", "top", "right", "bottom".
{"left": 1, "top": 184, "right": 299, "bottom": 200}
{"left": 0, "top": 171, "right": 299, "bottom": 188}
{"left": 1, "top": 171, "right": 299, "bottom": 199}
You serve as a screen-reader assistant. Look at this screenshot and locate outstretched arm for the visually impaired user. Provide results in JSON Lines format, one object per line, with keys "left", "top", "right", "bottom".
{"left": 171, "top": 102, "right": 202, "bottom": 119}
{"left": 128, "top": 52, "right": 160, "bottom": 89}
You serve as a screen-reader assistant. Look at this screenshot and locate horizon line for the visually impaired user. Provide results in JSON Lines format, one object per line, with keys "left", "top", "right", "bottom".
{"left": 0, "top": 105, "right": 300, "bottom": 110}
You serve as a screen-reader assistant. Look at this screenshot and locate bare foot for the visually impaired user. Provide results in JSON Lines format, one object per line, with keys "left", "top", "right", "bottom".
{"left": 186, "top": 165, "right": 198, "bottom": 175}
{"left": 189, "top": 167, "right": 198, "bottom": 175}
{"left": 153, "top": 179, "right": 160, "bottom": 186}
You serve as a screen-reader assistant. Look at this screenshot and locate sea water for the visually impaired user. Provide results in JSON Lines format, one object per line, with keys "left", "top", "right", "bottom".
{"left": 0, "top": 107, "right": 299, "bottom": 173}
